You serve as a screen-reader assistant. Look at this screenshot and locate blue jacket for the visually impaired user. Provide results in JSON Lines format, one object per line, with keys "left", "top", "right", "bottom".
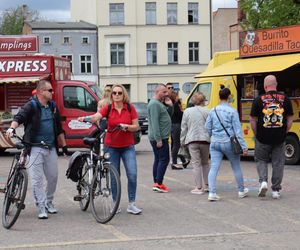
{"left": 205, "top": 102, "right": 247, "bottom": 150}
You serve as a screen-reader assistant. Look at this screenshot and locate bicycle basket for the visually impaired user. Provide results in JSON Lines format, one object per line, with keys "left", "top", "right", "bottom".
{"left": 66, "top": 151, "right": 85, "bottom": 182}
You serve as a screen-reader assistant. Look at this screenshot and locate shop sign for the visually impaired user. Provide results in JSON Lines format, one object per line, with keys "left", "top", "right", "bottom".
{"left": 239, "top": 25, "right": 300, "bottom": 58}
{"left": 0, "top": 35, "right": 39, "bottom": 54}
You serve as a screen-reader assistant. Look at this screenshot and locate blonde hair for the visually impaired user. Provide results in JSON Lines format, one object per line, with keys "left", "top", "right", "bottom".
{"left": 192, "top": 92, "right": 206, "bottom": 106}
{"left": 103, "top": 86, "right": 112, "bottom": 99}
{"left": 111, "top": 84, "right": 130, "bottom": 103}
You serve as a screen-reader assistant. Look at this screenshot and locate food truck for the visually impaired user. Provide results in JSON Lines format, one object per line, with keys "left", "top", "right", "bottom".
{"left": 0, "top": 36, "right": 101, "bottom": 152}
{"left": 185, "top": 24, "right": 300, "bottom": 164}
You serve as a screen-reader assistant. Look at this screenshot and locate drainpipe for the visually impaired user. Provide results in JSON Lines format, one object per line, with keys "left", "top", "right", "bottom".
{"left": 209, "top": 0, "right": 212, "bottom": 59}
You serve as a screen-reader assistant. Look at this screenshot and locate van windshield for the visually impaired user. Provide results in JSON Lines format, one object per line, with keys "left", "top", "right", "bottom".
{"left": 90, "top": 85, "right": 102, "bottom": 99}
{"left": 187, "top": 82, "right": 212, "bottom": 107}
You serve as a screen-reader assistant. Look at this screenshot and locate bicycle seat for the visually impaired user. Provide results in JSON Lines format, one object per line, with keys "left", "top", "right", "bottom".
{"left": 83, "top": 137, "right": 98, "bottom": 146}
{"left": 15, "top": 142, "right": 25, "bottom": 150}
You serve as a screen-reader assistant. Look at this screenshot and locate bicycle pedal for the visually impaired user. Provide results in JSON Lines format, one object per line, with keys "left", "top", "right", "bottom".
{"left": 19, "top": 203, "right": 25, "bottom": 210}
{"left": 73, "top": 195, "right": 83, "bottom": 201}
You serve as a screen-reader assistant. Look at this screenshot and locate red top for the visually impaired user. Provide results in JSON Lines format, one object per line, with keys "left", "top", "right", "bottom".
{"left": 100, "top": 102, "right": 138, "bottom": 148}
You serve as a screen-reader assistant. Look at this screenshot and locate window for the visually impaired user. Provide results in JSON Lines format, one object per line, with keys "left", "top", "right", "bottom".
{"left": 147, "top": 83, "right": 158, "bottom": 102}
{"left": 146, "top": 43, "right": 157, "bottom": 65}
{"left": 146, "top": 2, "right": 156, "bottom": 25}
{"left": 182, "top": 82, "right": 196, "bottom": 94}
{"left": 63, "top": 86, "right": 98, "bottom": 112}
{"left": 188, "top": 3, "right": 198, "bottom": 24}
{"left": 189, "top": 42, "right": 199, "bottom": 63}
{"left": 43, "top": 36, "right": 51, "bottom": 44}
{"left": 80, "top": 55, "right": 92, "bottom": 74}
{"left": 110, "top": 3, "right": 124, "bottom": 25}
{"left": 110, "top": 43, "right": 125, "bottom": 65}
{"left": 167, "top": 3, "right": 177, "bottom": 24}
{"left": 187, "top": 83, "right": 211, "bottom": 107}
{"left": 168, "top": 42, "right": 178, "bottom": 64}
{"left": 63, "top": 36, "right": 70, "bottom": 44}
{"left": 61, "top": 55, "right": 73, "bottom": 73}
{"left": 82, "top": 36, "right": 89, "bottom": 44}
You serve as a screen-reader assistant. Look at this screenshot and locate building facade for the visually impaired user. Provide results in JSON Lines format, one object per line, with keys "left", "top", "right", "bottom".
{"left": 23, "top": 21, "right": 99, "bottom": 83}
{"left": 71, "top": 0, "right": 211, "bottom": 101}
{"left": 213, "top": 8, "right": 238, "bottom": 53}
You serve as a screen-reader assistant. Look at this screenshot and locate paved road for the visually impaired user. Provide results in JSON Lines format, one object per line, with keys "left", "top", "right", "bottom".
{"left": 0, "top": 135, "right": 300, "bottom": 249}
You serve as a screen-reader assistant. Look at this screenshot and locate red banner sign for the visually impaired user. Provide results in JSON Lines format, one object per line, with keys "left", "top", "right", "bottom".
{"left": 0, "top": 35, "right": 39, "bottom": 54}
{"left": 0, "top": 57, "right": 51, "bottom": 76}
{"left": 239, "top": 25, "right": 300, "bottom": 58}
{"left": 54, "top": 58, "right": 71, "bottom": 80}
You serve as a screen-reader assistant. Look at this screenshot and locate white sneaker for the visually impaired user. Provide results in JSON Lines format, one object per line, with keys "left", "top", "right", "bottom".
{"left": 46, "top": 201, "right": 57, "bottom": 214}
{"left": 127, "top": 202, "right": 142, "bottom": 215}
{"left": 38, "top": 205, "right": 48, "bottom": 219}
{"left": 208, "top": 193, "right": 220, "bottom": 201}
{"left": 272, "top": 191, "right": 281, "bottom": 199}
{"left": 238, "top": 188, "right": 249, "bottom": 198}
{"left": 190, "top": 188, "right": 204, "bottom": 195}
{"left": 258, "top": 181, "right": 268, "bottom": 197}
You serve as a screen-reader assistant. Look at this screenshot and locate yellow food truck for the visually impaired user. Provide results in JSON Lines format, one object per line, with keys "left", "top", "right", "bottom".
{"left": 184, "top": 25, "right": 300, "bottom": 164}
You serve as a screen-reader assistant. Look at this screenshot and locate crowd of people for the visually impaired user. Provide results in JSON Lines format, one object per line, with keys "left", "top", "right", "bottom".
{"left": 6, "top": 74, "right": 293, "bottom": 220}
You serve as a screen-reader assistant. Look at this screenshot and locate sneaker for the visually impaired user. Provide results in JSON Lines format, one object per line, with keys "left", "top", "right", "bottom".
{"left": 111, "top": 207, "right": 121, "bottom": 214}
{"left": 152, "top": 183, "right": 159, "bottom": 191}
{"left": 45, "top": 201, "right": 57, "bottom": 214}
{"left": 182, "top": 160, "right": 190, "bottom": 168}
{"left": 208, "top": 193, "right": 220, "bottom": 201}
{"left": 258, "top": 181, "right": 268, "bottom": 197}
{"left": 190, "top": 188, "right": 204, "bottom": 195}
{"left": 127, "top": 202, "right": 142, "bottom": 215}
{"left": 272, "top": 191, "right": 281, "bottom": 199}
{"left": 153, "top": 183, "right": 169, "bottom": 193}
{"left": 38, "top": 204, "right": 48, "bottom": 219}
{"left": 238, "top": 188, "right": 249, "bottom": 198}
{"left": 171, "top": 164, "right": 183, "bottom": 170}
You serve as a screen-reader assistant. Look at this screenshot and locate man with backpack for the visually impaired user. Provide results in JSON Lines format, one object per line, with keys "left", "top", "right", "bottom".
{"left": 6, "top": 80, "right": 68, "bottom": 219}
{"left": 250, "top": 75, "right": 294, "bottom": 199}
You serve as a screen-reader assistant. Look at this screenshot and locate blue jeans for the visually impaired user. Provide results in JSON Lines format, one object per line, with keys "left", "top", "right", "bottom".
{"left": 106, "top": 146, "right": 137, "bottom": 203}
{"left": 150, "top": 139, "right": 170, "bottom": 184}
{"left": 208, "top": 141, "right": 245, "bottom": 193}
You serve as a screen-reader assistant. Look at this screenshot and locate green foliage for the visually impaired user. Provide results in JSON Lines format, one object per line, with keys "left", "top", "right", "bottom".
{"left": 240, "top": 0, "right": 300, "bottom": 30}
{"left": 0, "top": 6, "right": 40, "bottom": 35}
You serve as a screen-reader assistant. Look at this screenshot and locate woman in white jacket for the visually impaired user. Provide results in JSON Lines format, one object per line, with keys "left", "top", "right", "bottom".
{"left": 180, "top": 92, "right": 210, "bottom": 194}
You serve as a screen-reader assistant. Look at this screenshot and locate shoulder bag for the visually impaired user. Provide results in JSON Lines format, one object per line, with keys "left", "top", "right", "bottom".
{"left": 214, "top": 108, "right": 243, "bottom": 154}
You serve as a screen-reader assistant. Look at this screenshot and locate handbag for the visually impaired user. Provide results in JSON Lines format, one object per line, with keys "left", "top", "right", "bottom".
{"left": 214, "top": 108, "right": 243, "bottom": 154}
{"left": 178, "top": 144, "right": 191, "bottom": 159}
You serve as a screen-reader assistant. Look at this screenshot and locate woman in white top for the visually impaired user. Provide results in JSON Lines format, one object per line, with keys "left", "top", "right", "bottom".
{"left": 181, "top": 92, "right": 210, "bottom": 195}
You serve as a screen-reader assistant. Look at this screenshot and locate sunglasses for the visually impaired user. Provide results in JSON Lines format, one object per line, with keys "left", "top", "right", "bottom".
{"left": 112, "top": 91, "right": 123, "bottom": 96}
{"left": 167, "top": 87, "right": 173, "bottom": 90}
{"left": 44, "top": 89, "right": 54, "bottom": 93}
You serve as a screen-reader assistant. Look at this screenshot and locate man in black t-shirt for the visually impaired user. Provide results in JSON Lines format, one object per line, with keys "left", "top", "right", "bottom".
{"left": 250, "top": 75, "right": 293, "bottom": 199}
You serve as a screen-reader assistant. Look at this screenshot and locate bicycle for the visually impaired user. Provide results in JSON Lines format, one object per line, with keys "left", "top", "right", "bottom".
{"left": 72, "top": 123, "right": 122, "bottom": 224}
{"left": 1, "top": 133, "right": 50, "bottom": 229}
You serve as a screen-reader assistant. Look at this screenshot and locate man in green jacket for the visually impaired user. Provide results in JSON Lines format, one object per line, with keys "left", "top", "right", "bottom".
{"left": 148, "top": 84, "right": 173, "bottom": 193}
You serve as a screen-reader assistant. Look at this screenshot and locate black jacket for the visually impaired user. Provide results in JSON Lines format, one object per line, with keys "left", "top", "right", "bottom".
{"left": 13, "top": 97, "right": 64, "bottom": 153}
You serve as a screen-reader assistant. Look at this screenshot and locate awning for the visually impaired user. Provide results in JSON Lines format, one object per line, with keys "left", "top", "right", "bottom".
{"left": 0, "top": 74, "right": 49, "bottom": 84}
{"left": 195, "top": 53, "right": 300, "bottom": 78}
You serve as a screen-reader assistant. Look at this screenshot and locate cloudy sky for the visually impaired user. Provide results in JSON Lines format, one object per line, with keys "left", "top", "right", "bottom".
{"left": 0, "top": 0, "right": 237, "bottom": 21}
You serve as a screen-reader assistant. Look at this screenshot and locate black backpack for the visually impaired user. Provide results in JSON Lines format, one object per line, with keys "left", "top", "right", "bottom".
{"left": 66, "top": 151, "right": 86, "bottom": 182}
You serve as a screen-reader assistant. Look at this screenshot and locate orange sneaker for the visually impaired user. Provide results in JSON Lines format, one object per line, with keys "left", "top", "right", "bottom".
{"left": 152, "top": 183, "right": 159, "bottom": 191}
{"left": 153, "top": 183, "right": 169, "bottom": 193}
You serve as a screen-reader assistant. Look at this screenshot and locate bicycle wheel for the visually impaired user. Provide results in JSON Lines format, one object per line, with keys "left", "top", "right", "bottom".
{"left": 78, "top": 157, "right": 91, "bottom": 211}
{"left": 2, "top": 168, "right": 28, "bottom": 229}
{"left": 90, "top": 163, "right": 121, "bottom": 224}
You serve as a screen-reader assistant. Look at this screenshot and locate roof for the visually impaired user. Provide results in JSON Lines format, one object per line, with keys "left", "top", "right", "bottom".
{"left": 26, "top": 21, "right": 97, "bottom": 30}
{"left": 195, "top": 53, "right": 300, "bottom": 78}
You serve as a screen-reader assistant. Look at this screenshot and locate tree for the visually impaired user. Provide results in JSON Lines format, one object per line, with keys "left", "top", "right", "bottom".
{"left": 240, "top": 0, "right": 300, "bottom": 30}
{"left": 0, "top": 5, "right": 40, "bottom": 35}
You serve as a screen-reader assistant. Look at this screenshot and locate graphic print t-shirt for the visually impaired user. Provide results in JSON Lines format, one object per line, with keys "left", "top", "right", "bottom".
{"left": 250, "top": 91, "right": 293, "bottom": 144}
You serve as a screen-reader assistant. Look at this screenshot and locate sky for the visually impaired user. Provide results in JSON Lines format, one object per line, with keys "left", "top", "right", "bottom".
{"left": 0, "top": 0, "right": 237, "bottom": 21}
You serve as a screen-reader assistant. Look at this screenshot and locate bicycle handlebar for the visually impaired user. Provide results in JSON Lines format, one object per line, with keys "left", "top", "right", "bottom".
{"left": 4, "top": 132, "right": 52, "bottom": 149}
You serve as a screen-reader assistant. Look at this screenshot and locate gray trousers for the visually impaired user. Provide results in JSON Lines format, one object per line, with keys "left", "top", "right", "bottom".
{"left": 28, "top": 147, "right": 58, "bottom": 206}
{"left": 188, "top": 143, "right": 210, "bottom": 189}
{"left": 254, "top": 139, "right": 285, "bottom": 191}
